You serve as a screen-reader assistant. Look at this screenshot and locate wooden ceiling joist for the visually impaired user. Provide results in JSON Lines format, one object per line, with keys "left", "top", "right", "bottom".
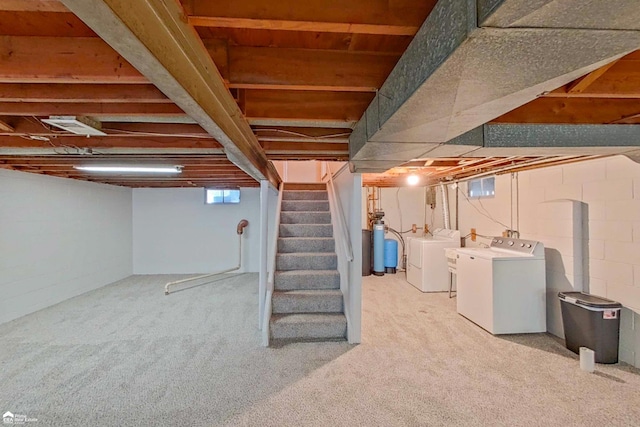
{"left": 493, "top": 98, "right": 640, "bottom": 125}
{"left": 0, "top": 117, "right": 14, "bottom": 132}
{"left": 226, "top": 46, "right": 398, "bottom": 92}
{"left": 0, "top": 0, "right": 69, "bottom": 12}
{"left": 0, "top": 119, "right": 209, "bottom": 137}
{"left": 244, "top": 90, "right": 374, "bottom": 122}
{"left": 0, "top": 135, "right": 220, "bottom": 149}
{"left": 0, "top": 36, "right": 144, "bottom": 83}
{"left": 567, "top": 60, "right": 620, "bottom": 94}
{"left": 261, "top": 141, "right": 347, "bottom": 153}
{"left": 189, "top": 16, "right": 418, "bottom": 37}
{"left": 184, "top": 0, "right": 434, "bottom": 36}
{"left": 0, "top": 36, "right": 397, "bottom": 92}
{"left": 0, "top": 102, "right": 184, "bottom": 116}
{"left": 0, "top": 83, "right": 170, "bottom": 103}
{"left": 60, "top": 0, "right": 280, "bottom": 187}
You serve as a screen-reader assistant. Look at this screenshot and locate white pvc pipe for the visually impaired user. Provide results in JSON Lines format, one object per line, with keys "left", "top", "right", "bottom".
{"left": 164, "top": 227, "right": 245, "bottom": 295}
{"left": 440, "top": 183, "right": 451, "bottom": 230}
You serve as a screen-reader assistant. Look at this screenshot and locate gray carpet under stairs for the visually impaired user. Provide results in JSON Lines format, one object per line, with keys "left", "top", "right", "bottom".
{"left": 271, "top": 183, "right": 347, "bottom": 344}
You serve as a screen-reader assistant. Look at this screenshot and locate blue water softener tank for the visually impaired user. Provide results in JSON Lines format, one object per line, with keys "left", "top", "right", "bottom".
{"left": 373, "top": 221, "right": 385, "bottom": 276}
{"left": 384, "top": 239, "right": 398, "bottom": 274}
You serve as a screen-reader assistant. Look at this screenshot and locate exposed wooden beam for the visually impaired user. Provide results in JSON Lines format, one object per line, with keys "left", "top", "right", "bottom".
{"left": 0, "top": 36, "right": 396, "bottom": 92}
{"left": 544, "top": 55, "right": 640, "bottom": 99}
{"left": 0, "top": 102, "right": 184, "bottom": 116}
{"left": 0, "top": 10, "right": 96, "bottom": 38}
{"left": 261, "top": 141, "right": 348, "bottom": 153}
{"left": 0, "top": 135, "right": 221, "bottom": 149}
{"left": 567, "top": 60, "right": 620, "bottom": 93}
{"left": 20, "top": 0, "right": 281, "bottom": 185}
{"left": 0, "top": 83, "right": 171, "bottom": 103}
{"left": 226, "top": 47, "right": 398, "bottom": 92}
{"left": 492, "top": 98, "right": 640, "bottom": 125}
{"left": 0, "top": 0, "right": 69, "bottom": 12}
{"left": 188, "top": 16, "right": 419, "bottom": 36}
{"left": 244, "top": 90, "right": 374, "bottom": 122}
{"left": 609, "top": 112, "right": 640, "bottom": 124}
{"left": 252, "top": 126, "right": 352, "bottom": 139}
{"left": 0, "top": 36, "right": 145, "bottom": 83}
{"left": 0, "top": 117, "right": 14, "bottom": 132}
{"left": 0, "top": 118, "right": 209, "bottom": 136}
{"left": 185, "top": 0, "right": 433, "bottom": 35}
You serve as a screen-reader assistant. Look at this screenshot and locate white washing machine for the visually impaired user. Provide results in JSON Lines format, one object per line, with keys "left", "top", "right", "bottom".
{"left": 406, "top": 229, "right": 461, "bottom": 292}
{"left": 455, "top": 238, "right": 546, "bottom": 335}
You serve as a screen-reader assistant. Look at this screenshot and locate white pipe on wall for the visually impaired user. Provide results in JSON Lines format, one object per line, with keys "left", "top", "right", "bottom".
{"left": 440, "top": 183, "right": 451, "bottom": 230}
{"left": 164, "top": 219, "right": 248, "bottom": 295}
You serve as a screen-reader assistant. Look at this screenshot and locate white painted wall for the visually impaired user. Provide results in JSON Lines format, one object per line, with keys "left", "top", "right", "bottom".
{"left": 272, "top": 160, "right": 322, "bottom": 182}
{"left": 330, "top": 165, "right": 362, "bottom": 343}
{"left": 132, "top": 187, "right": 260, "bottom": 274}
{"left": 0, "top": 169, "right": 133, "bottom": 324}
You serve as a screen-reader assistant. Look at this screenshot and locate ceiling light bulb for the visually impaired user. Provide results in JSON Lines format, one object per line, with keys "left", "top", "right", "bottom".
{"left": 74, "top": 166, "right": 182, "bottom": 174}
{"left": 407, "top": 174, "right": 420, "bottom": 186}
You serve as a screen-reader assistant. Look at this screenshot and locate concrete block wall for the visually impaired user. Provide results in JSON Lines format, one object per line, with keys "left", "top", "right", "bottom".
{"left": 0, "top": 169, "right": 133, "bottom": 324}
{"left": 453, "top": 155, "right": 640, "bottom": 368}
{"left": 536, "top": 200, "right": 583, "bottom": 337}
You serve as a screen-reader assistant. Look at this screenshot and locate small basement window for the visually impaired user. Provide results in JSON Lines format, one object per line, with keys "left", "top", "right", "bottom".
{"left": 205, "top": 188, "right": 241, "bottom": 204}
{"left": 468, "top": 177, "right": 495, "bottom": 198}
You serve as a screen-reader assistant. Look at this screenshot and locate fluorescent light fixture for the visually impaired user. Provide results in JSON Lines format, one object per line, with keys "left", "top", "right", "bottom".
{"left": 42, "top": 116, "right": 107, "bottom": 136}
{"left": 407, "top": 174, "right": 420, "bottom": 186}
{"left": 74, "top": 165, "right": 183, "bottom": 173}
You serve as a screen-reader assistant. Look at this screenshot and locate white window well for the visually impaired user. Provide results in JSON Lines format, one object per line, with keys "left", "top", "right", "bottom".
{"left": 205, "top": 189, "right": 241, "bottom": 204}
{"left": 468, "top": 177, "right": 495, "bottom": 198}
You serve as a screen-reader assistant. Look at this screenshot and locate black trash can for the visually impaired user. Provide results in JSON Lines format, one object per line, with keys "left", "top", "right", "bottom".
{"left": 362, "top": 229, "right": 372, "bottom": 276}
{"left": 558, "top": 292, "right": 622, "bottom": 364}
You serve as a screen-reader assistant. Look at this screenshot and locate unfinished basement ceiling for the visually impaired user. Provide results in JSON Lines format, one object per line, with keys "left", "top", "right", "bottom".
{"left": 0, "top": 0, "right": 437, "bottom": 187}
{"left": 1, "top": 0, "right": 639, "bottom": 188}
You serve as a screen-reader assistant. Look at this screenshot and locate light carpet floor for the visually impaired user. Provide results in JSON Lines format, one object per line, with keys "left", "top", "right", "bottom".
{"left": 1, "top": 273, "right": 639, "bottom": 426}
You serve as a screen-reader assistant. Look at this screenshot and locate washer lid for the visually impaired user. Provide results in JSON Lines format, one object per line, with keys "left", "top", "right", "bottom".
{"left": 558, "top": 292, "right": 622, "bottom": 309}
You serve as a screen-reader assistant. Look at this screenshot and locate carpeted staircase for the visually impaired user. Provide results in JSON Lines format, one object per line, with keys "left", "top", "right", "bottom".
{"left": 270, "top": 183, "right": 347, "bottom": 343}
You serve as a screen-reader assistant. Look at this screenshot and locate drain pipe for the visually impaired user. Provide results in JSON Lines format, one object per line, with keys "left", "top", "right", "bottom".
{"left": 164, "top": 219, "right": 249, "bottom": 295}
{"left": 440, "top": 183, "right": 451, "bottom": 230}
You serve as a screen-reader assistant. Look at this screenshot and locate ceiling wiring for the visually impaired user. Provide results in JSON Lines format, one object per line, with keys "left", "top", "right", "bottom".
{"left": 456, "top": 184, "right": 511, "bottom": 229}
{"left": 252, "top": 128, "right": 351, "bottom": 139}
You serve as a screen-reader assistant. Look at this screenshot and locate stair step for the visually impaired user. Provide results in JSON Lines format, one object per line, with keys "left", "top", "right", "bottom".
{"left": 278, "top": 237, "right": 335, "bottom": 253}
{"left": 270, "top": 313, "right": 347, "bottom": 341}
{"left": 280, "top": 211, "right": 331, "bottom": 224}
{"left": 272, "top": 289, "right": 343, "bottom": 314}
{"left": 274, "top": 270, "right": 340, "bottom": 291}
{"left": 281, "top": 200, "right": 329, "bottom": 212}
{"left": 282, "top": 183, "right": 327, "bottom": 191}
{"left": 282, "top": 190, "right": 328, "bottom": 201}
{"left": 277, "top": 252, "right": 337, "bottom": 271}
{"left": 279, "top": 224, "right": 332, "bottom": 238}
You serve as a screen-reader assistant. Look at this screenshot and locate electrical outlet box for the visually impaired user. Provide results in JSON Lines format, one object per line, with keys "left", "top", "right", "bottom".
{"left": 471, "top": 228, "right": 477, "bottom": 242}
